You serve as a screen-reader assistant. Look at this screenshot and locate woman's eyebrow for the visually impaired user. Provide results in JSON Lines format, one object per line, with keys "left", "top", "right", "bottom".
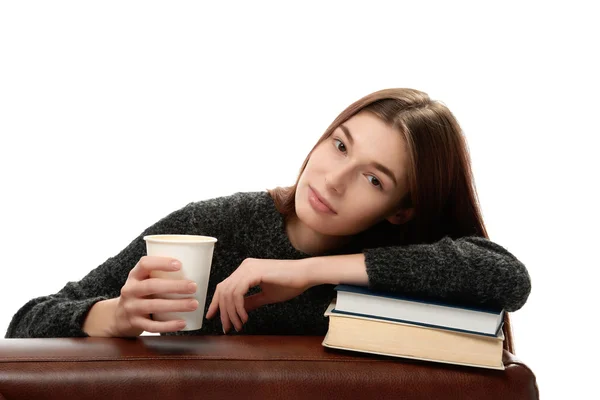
{"left": 339, "top": 124, "right": 398, "bottom": 187}
{"left": 339, "top": 124, "right": 355, "bottom": 146}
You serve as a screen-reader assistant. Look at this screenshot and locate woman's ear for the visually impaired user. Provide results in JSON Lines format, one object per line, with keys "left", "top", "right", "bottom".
{"left": 386, "top": 208, "right": 415, "bottom": 225}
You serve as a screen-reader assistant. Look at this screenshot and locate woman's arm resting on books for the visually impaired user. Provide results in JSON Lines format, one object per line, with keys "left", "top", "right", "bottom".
{"left": 206, "top": 235, "right": 532, "bottom": 333}
{"left": 303, "top": 253, "right": 370, "bottom": 287}
{"left": 360, "top": 236, "right": 532, "bottom": 312}
{"left": 304, "top": 236, "right": 532, "bottom": 312}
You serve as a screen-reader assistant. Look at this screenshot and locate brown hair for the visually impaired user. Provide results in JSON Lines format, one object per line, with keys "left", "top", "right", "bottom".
{"left": 268, "top": 88, "right": 488, "bottom": 248}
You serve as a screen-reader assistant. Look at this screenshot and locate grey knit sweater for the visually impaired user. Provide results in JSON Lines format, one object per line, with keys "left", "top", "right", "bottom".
{"left": 5, "top": 191, "right": 531, "bottom": 338}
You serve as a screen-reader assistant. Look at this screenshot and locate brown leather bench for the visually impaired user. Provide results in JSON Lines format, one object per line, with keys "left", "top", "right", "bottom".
{"left": 0, "top": 333, "right": 538, "bottom": 399}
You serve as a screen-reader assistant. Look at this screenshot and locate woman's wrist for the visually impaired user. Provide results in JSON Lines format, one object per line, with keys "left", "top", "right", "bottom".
{"left": 82, "top": 298, "right": 119, "bottom": 337}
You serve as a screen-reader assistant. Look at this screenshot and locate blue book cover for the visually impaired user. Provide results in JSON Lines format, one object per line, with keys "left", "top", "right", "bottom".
{"left": 329, "top": 308, "right": 504, "bottom": 338}
{"left": 333, "top": 285, "right": 505, "bottom": 337}
{"left": 334, "top": 284, "right": 504, "bottom": 314}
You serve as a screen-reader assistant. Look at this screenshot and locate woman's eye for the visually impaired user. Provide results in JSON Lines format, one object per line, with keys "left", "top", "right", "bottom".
{"left": 367, "top": 175, "right": 382, "bottom": 189}
{"left": 334, "top": 139, "right": 347, "bottom": 153}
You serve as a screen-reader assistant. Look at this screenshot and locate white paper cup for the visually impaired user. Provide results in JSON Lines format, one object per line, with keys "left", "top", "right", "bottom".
{"left": 143, "top": 234, "right": 217, "bottom": 331}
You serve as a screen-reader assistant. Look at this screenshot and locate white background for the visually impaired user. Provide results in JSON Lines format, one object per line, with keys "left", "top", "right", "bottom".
{"left": 1, "top": 1, "right": 598, "bottom": 397}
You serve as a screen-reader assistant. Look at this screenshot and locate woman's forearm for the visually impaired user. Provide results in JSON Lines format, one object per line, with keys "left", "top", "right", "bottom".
{"left": 302, "top": 253, "right": 369, "bottom": 287}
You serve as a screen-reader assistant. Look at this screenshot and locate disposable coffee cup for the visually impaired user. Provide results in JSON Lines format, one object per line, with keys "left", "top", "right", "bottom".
{"left": 143, "top": 234, "right": 217, "bottom": 331}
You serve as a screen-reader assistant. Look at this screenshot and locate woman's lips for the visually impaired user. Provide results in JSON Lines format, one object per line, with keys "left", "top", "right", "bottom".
{"left": 308, "top": 186, "right": 336, "bottom": 214}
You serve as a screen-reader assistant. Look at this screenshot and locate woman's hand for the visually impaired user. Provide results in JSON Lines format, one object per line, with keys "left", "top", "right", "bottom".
{"left": 111, "top": 256, "right": 200, "bottom": 336}
{"left": 205, "top": 258, "right": 311, "bottom": 333}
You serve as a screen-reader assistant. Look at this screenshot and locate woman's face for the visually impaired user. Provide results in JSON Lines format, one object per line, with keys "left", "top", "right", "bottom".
{"left": 295, "top": 111, "right": 411, "bottom": 237}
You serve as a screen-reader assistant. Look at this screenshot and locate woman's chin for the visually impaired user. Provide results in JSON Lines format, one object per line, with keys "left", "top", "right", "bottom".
{"left": 296, "top": 204, "right": 337, "bottom": 234}
{"left": 303, "top": 208, "right": 362, "bottom": 238}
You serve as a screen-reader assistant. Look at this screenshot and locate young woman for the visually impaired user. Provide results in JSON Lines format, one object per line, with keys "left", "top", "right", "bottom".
{"left": 5, "top": 88, "right": 531, "bottom": 338}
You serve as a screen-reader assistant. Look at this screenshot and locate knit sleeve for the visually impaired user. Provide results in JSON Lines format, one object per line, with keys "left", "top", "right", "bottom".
{"left": 362, "top": 236, "right": 532, "bottom": 312}
{"left": 5, "top": 194, "right": 244, "bottom": 338}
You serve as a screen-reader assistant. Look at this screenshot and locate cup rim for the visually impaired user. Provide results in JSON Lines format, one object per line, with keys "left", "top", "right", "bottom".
{"left": 143, "top": 234, "right": 218, "bottom": 244}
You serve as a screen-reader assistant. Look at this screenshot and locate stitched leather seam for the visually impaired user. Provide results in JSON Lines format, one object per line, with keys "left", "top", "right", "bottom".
{"left": 2, "top": 357, "right": 524, "bottom": 364}
{"left": 0, "top": 356, "right": 377, "bottom": 362}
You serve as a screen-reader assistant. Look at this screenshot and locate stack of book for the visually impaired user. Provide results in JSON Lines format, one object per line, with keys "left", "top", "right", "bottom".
{"left": 322, "top": 285, "right": 506, "bottom": 370}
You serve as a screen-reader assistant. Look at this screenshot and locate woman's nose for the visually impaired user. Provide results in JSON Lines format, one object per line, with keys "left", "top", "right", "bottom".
{"left": 325, "top": 166, "right": 350, "bottom": 193}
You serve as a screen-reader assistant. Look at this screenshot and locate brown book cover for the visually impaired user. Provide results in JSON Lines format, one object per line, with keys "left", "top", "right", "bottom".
{"left": 322, "top": 300, "right": 505, "bottom": 370}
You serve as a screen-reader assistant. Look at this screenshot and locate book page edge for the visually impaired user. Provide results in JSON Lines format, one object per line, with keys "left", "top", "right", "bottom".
{"left": 321, "top": 336, "right": 505, "bottom": 371}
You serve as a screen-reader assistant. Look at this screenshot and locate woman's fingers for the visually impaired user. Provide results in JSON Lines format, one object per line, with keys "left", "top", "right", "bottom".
{"left": 127, "top": 298, "right": 199, "bottom": 316}
{"left": 130, "top": 255, "right": 181, "bottom": 280}
{"left": 131, "top": 278, "right": 198, "bottom": 298}
{"left": 234, "top": 287, "right": 249, "bottom": 325}
{"left": 207, "top": 273, "right": 256, "bottom": 333}
{"left": 212, "top": 282, "right": 230, "bottom": 333}
{"left": 205, "top": 296, "right": 218, "bottom": 320}
{"left": 219, "top": 296, "right": 231, "bottom": 333}
{"left": 123, "top": 298, "right": 198, "bottom": 335}
{"left": 225, "top": 289, "right": 244, "bottom": 332}
{"left": 129, "top": 316, "right": 187, "bottom": 334}
{"left": 114, "top": 255, "right": 202, "bottom": 337}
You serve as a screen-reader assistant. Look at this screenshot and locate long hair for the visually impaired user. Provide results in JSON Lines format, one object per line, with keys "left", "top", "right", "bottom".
{"left": 267, "top": 88, "right": 488, "bottom": 248}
